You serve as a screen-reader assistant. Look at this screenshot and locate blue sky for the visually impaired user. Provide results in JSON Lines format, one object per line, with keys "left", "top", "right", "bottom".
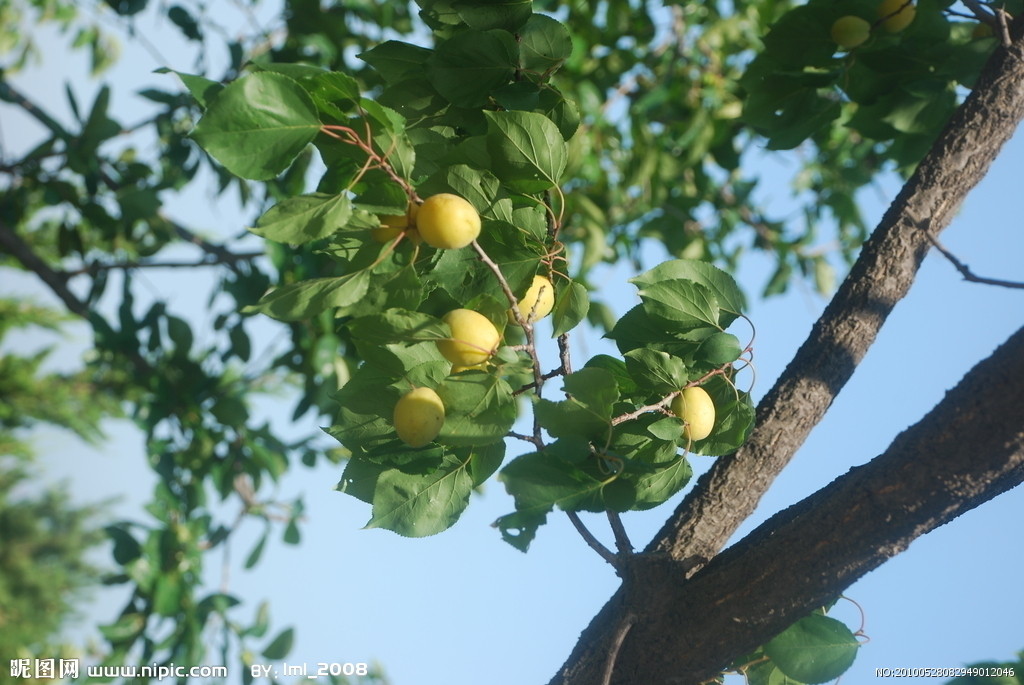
{"left": 4, "top": 3, "right": 1023, "bottom": 684}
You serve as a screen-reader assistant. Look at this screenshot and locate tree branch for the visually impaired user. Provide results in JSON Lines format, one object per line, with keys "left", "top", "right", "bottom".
{"left": 651, "top": 16, "right": 1024, "bottom": 571}
{"left": 0, "top": 219, "right": 89, "bottom": 318}
{"left": 551, "top": 19, "right": 1024, "bottom": 685}
{"left": 595, "top": 325, "right": 1024, "bottom": 683}
{"left": 60, "top": 252, "right": 263, "bottom": 277}
{"left": 925, "top": 232, "right": 1024, "bottom": 289}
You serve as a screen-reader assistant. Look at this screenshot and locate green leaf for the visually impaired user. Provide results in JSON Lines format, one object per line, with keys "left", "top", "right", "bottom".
{"left": 696, "top": 331, "right": 743, "bottom": 366}
{"left": 346, "top": 308, "right": 448, "bottom": 345}
{"left": 244, "top": 528, "right": 269, "bottom": 569}
{"left": 427, "top": 30, "right": 518, "bottom": 107}
{"left": 247, "top": 271, "right": 371, "bottom": 321}
{"left": 250, "top": 193, "right": 351, "bottom": 245}
{"left": 106, "top": 524, "right": 142, "bottom": 564}
{"left": 637, "top": 278, "right": 720, "bottom": 330}
{"left": 552, "top": 279, "right": 589, "bottom": 337}
{"left": 631, "top": 259, "right": 746, "bottom": 327}
{"left": 360, "top": 41, "right": 433, "bottom": 84}
{"left": 485, "top": 110, "right": 567, "bottom": 192}
{"left": 99, "top": 613, "right": 146, "bottom": 644}
{"left": 153, "top": 573, "right": 182, "bottom": 616}
{"left": 262, "top": 627, "right": 296, "bottom": 660}
{"left": 191, "top": 72, "right": 321, "bottom": 180}
{"left": 584, "top": 355, "right": 639, "bottom": 396}
{"left": 519, "top": 14, "right": 573, "bottom": 73}
{"left": 632, "top": 455, "right": 692, "bottom": 510}
{"left": 496, "top": 451, "right": 608, "bottom": 550}
{"left": 764, "top": 614, "right": 859, "bottom": 684}
{"left": 436, "top": 372, "right": 517, "bottom": 447}
{"left": 160, "top": 68, "right": 223, "bottom": 108}
{"left": 536, "top": 368, "right": 619, "bottom": 441}
{"left": 365, "top": 452, "right": 476, "bottom": 537}
{"left": 283, "top": 520, "right": 300, "bottom": 545}
{"left": 624, "top": 349, "right": 689, "bottom": 395}
{"left": 456, "top": 0, "right": 532, "bottom": 31}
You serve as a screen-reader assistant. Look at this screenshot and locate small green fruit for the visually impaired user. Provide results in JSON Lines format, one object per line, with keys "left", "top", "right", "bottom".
{"left": 393, "top": 387, "right": 445, "bottom": 448}
{"left": 436, "top": 309, "right": 501, "bottom": 367}
{"left": 830, "top": 15, "right": 871, "bottom": 48}
{"left": 671, "top": 386, "right": 716, "bottom": 442}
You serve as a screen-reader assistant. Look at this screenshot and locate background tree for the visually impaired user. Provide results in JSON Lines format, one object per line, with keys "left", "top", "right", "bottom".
{"left": 1, "top": 1, "right": 1022, "bottom": 684}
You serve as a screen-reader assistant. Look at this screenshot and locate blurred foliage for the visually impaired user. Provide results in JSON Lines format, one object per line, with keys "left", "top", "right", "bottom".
{"left": 0, "top": 457, "right": 105, "bottom": 654}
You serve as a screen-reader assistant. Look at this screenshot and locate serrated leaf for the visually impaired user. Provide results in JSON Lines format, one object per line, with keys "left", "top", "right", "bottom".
{"left": 496, "top": 451, "right": 608, "bottom": 550}
{"left": 428, "top": 29, "right": 518, "bottom": 107}
{"left": 552, "top": 279, "right": 589, "bottom": 337}
{"left": 346, "top": 308, "right": 448, "bottom": 345}
{"left": 535, "top": 368, "right": 619, "bottom": 440}
{"left": 365, "top": 453, "right": 475, "bottom": 537}
{"left": 160, "top": 68, "right": 223, "bottom": 108}
{"left": 637, "top": 278, "right": 720, "bottom": 330}
{"left": 764, "top": 614, "right": 859, "bottom": 684}
{"left": 250, "top": 193, "right": 351, "bottom": 245}
{"left": 484, "top": 110, "right": 567, "bottom": 192}
{"left": 624, "top": 348, "right": 689, "bottom": 395}
{"left": 518, "top": 14, "right": 572, "bottom": 73}
{"left": 191, "top": 72, "right": 321, "bottom": 180}
{"left": 456, "top": 0, "right": 532, "bottom": 31}
{"left": 436, "top": 372, "right": 517, "bottom": 447}
{"left": 632, "top": 455, "right": 692, "bottom": 510}
{"left": 247, "top": 271, "right": 371, "bottom": 321}
{"left": 360, "top": 41, "right": 433, "bottom": 84}
{"left": 632, "top": 260, "right": 746, "bottom": 327}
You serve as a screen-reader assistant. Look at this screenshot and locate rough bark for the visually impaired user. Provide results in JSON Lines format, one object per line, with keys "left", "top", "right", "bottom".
{"left": 606, "top": 325, "right": 1024, "bottom": 683}
{"left": 551, "top": 21, "right": 1024, "bottom": 685}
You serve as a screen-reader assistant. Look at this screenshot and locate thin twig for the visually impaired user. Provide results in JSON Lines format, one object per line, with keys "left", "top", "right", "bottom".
{"left": 926, "top": 232, "right": 1024, "bottom": 289}
{"left": 606, "top": 511, "right": 634, "bottom": 556}
{"left": 508, "top": 431, "right": 544, "bottom": 447}
{"left": 61, "top": 253, "right": 263, "bottom": 277}
{"left": 473, "top": 237, "right": 548, "bottom": 444}
{"left": 566, "top": 511, "right": 618, "bottom": 566}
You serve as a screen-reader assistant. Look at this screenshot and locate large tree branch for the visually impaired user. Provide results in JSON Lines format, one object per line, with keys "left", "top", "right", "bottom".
{"left": 551, "top": 19, "right": 1024, "bottom": 685}
{"left": 607, "top": 325, "right": 1024, "bottom": 683}
{"left": 653, "top": 14, "right": 1024, "bottom": 571}
{"left": 0, "top": 218, "right": 90, "bottom": 318}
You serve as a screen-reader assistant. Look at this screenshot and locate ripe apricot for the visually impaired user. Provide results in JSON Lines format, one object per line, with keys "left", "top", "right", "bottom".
{"left": 393, "top": 387, "right": 445, "bottom": 447}
{"left": 436, "top": 309, "right": 501, "bottom": 367}
{"left": 416, "top": 193, "right": 481, "bottom": 249}
{"left": 671, "top": 386, "right": 716, "bottom": 442}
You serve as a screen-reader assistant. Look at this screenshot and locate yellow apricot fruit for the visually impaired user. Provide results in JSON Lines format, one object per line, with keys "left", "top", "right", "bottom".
{"left": 393, "top": 387, "right": 445, "bottom": 448}
{"left": 416, "top": 193, "right": 481, "bottom": 249}
{"left": 878, "top": 0, "right": 915, "bottom": 33}
{"left": 451, "top": 362, "right": 488, "bottom": 374}
{"left": 436, "top": 309, "right": 501, "bottom": 367}
{"left": 371, "top": 210, "right": 422, "bottom": 244}
{"left": 510, "top": 274, "right": 555, "bottom": 323}
{"left": 670, "top": 386, "right": 716, "bottom": 442}
{"left": 830, "top": 15, "right": 871, "bottom": 48}
{"left": 371, "top": 214, "right": 406, "bottom": 243}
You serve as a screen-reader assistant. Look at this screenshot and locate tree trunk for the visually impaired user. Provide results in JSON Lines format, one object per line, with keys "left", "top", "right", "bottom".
{"left": 550, "top": 20, "right": 1024, "bottom": 685}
